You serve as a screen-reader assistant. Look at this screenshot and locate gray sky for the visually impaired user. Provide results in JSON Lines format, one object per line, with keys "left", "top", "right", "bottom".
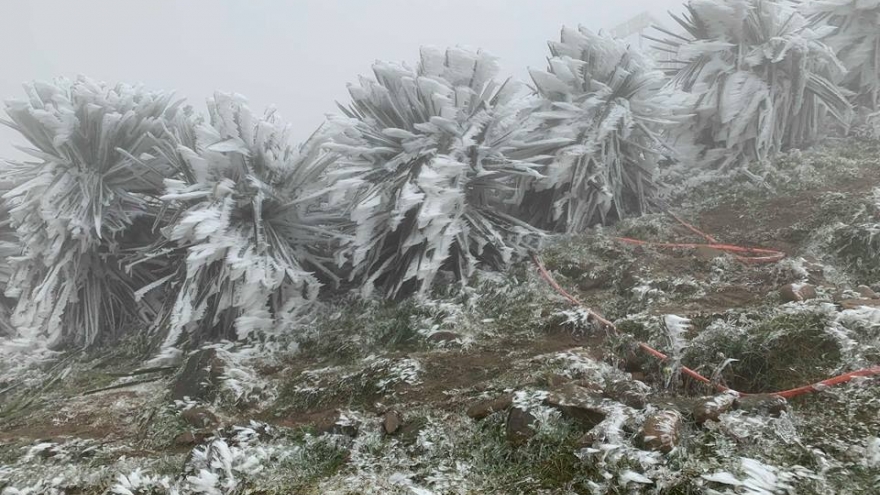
{"left": 0, "top": 0, "right": 684, "bottom": 159}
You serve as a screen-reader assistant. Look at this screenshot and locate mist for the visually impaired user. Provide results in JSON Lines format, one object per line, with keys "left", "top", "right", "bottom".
{"left": 0, "top": 0, "right": 684, "bottom": 158}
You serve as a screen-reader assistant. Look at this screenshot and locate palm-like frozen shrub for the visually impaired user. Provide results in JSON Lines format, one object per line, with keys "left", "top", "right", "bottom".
{"left": 144, "top": 93, "right": 344, "bottom": 361}
{"left": 803, "top": 0, "right": 880, "bottom": 109}
{"left": 0, "top": 77, "right": 183, "bottom": 347}
{"left": 522, "top": 26, "right": 686, "bottom": 232}
{"left": 328, "top": 47, "right": 560, "bottom": 298}
{"left": 655, "top": 0, "right": 852, "bottom": 170}
{"left": 0, "top": 195, "right": 17, "bottom": 337}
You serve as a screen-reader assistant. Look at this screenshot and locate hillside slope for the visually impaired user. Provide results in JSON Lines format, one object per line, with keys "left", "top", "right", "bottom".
{"left": 2, "top": 139, "right": 880, "bottom": 494}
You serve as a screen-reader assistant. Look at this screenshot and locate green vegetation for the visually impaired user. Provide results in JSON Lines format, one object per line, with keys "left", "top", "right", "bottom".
{"left": 685, "top": 311, "right": 841, "bottom": 392}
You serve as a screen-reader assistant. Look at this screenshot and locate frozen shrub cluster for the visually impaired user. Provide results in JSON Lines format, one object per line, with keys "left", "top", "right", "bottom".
{"left": 657, "top": 0, "right": 851, "bottom": 171}
{"left": 0, "top": 0, "right": 874, "bottom": 356}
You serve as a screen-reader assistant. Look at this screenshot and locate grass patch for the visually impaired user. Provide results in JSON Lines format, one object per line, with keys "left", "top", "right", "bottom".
{"left": 253, "top": 434, "right": 350, "bottom": 494}
{"left": 461, "top": 415, "right": 601, "bottom": 493}
{"left": 831, "top": 222, "right": 880, "bottom": 284}
{"left": 138, "top": 405, "right": 190, "bottom": 450}
{"left": 273, "top": 356, "right": 420, "bottom": 415}
{"left": 297, "top": 298, "right": 431, "bottom": 364}
{"left": 684, "top": 311, "right": 841, "bottom": 392}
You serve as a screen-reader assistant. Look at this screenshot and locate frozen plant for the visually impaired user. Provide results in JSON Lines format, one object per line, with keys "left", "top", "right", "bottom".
{"left": 110, "top": 468, "right": 179, "bottom": 495}
{"left": 656, "top": 0, "right": 852, "bottom": 171}
{"left": 208, "top": 342, "right": 276, "bottom": 406}
{"left": 327, "top": 46, "right": 560, "bottom": 298}
{"left": 0, "top": 196, "right": 16, "bottom": 336}
{"left": 512, "top": 389, "right": 550, "bottom": 410}
{"left": 142, "top": 93, "right": 345, "bottom": 362}
{"left": 702, "top": 457, "right": 805, "bottom": 494}
{"left": 523, "top": 26, "right": 688, "bottom": 232}
{"left": 803, "top": 0, "right": 880, "bottom": 110}
{"left": 865, "top": 437, "right": 880, "bottom": 468}
{"left": 0, "top": 76, "right": 185, "bottom": 348}
{"left": 664, "top": 314, "right": 692, "bottom": 361}
{"left": 184, "top": 424, "right": 276, "bottom": 495}
{"left": 360, "top": 356, "right": 423, "bottom": 393}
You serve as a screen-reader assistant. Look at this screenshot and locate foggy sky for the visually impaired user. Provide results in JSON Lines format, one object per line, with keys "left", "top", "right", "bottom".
{"left": 0, "top": 0, "right": 685, "bottom": 158}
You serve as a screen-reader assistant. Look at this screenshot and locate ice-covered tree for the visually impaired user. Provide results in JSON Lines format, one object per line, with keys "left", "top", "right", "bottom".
{"left": 327, "top": 47, "right": 563, "bottom": 298}
{"left": 0, "top": 77, "right": 184, "bottom": 347}
{"left": 142, "top": 93, "right": 345, "bottom": 362}
{"left": 803, "top": 0, "right": 880, "bottom": 110}
{"left": 522, "top": 26, "right": 686, "bottom": 232}
{"left": 0, "top": 195, "right": 17, "bottom": 337}
{"left": 655, "top": 0, "right": 852, "bottom": 170}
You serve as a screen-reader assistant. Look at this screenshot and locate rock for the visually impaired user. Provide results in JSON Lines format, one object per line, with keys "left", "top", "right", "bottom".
{"left": 181, "top": 407, "right": 218, "bottom": 429}
{"left": 576, "top": 431, "right": 598, "bottom": 448}
{"left": 36, "top": 446, "right": 58, "bottom": 459}
{"left": 467, "top": 393, "right": 514, "bottom": 420}
{"left": 174, "top": 431, "right": 209, "bottom": 446}
{"left": 506, "top": 407, "right": 537, "bottom": 446}
{"left": 779, "top": 283, "right": 818, "bottom": 303}
{"left": 629, "top": 371, "right": 648, "bottom": 383}
{"left": 171, "top": 348, "right": 225, "bottom": 402}
{"left": 540, "top": 373, "right": 570, "bottom": 389}
{"left": 382, "top": 410, "right": 403, "bottom": 435}
{"left": 692, "top": 392, "right": 738, "bottom": 424}
{"left": 839, "top": 298, "right": 880, "bottom": 309}
{"left": 395, "top": 419, "right": 426, "bottom": 445}
{"left": 603, "top": 379, "right": 651, "bottom": 409}
{"left": 570, "top": 380, "right": 605, "bottom": 394}
{"left": 576, "top": 273, "right": 610, "bottom": 291}
{"left": 641, "top": 410, "right": 682, "bottom": 453}
{"left": 857, "top": 285, "right": 878, "bottom": 299}
{"left": 736, "top": 394, "right": 788, "bottom": 416}
{"left": 546, "top": 383, "right": 606, "bottom": 428}
{"left": 315, "top": 410, "right": 359, "bottom": 437}
{"left": 427, "top": 331, "right": 462, "bottom": 345}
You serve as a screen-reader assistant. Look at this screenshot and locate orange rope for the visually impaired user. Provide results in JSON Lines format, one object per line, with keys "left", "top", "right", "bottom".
{"left": 531, "top": 239, "right": 880, "bottom": 399}
{"left": 611, "top": 211, "right": 786, "bottom": 264}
